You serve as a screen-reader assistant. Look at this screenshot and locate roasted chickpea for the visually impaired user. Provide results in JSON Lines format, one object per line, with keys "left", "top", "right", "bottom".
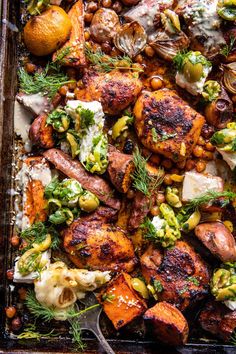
{"left": 11, "top": 317, "right": 22, "bottom": 332}
{"left": 84, "top": 12, "right": 94, "bottom": 23}
{"left": 87, "top": 1, "right": 98, "bottom": 12}
{"left": 11, "top": 235, "right": 20, "bottom": 247}
{"left": 161, "top": 159, "right": 173, "bottom": 170}
{"left": 59, "top": 85, "right": 69, "bottom": 96}
{"left": 197, "top": 136, "right": 205, "bottom": 146}
{"left": 157, "top": 192, "right": 165, "bottom": 204}
{"left": 202, "top": 150, "right": 213, "bottom": 160}
{"left": 163, "top": 174, "right": 173, "bottom": 186}
{"left": 193, "top": 145, "right": 204, "bottom": 158}
{"left": 5, "top": 306, "right": 16, "bottom": 319}
{"left": 127, "top": 189, "right": 135, "bottom": 199}
{"left": 196, "top": 160, "right": 206, "bottom": 173}
{"left": 145, "top": 45, "right": 155, "bottom": 58}
{"left": 6, "top": 269, "right": 14, "bottom": 280}
{"left": 84, "top": 31, "right": 90, "bottom": 40}
{"left": 135, "top": 54, "right": 143, "bottom": 64}
{"left": 24, "top": 62, "right": 37, "bottom": 74}
{"left": 101, "top": 42, "right": 112, "bottom": 54}
{"left": 150, "top": 77, "right": 163, "bottom": 91}
{"left": 178, "top": 160, "right": 186, "bottom": 169}
{"left": 150, "top": 205, "right": 160, "bottom": 216}
{"left": 102, "top": 0, "right": 112, "bottom": 7}
{"left": 205, "top": 141, "right": 215, "bottom": 152}
{"left": 185, "top": 159, "right": 196, "bottom": 171}
{"left": 112, "top": 1, "right": 123, "bottom": 13}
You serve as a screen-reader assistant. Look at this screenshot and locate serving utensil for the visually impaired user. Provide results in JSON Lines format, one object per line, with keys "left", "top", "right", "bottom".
{"left": 79, "top": 292, "right": 115, "bottom": 354}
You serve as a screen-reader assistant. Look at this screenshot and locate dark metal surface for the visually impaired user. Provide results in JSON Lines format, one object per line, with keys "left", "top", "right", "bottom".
{"left": 0, "top": 0, "right": 236, "bottom": 352}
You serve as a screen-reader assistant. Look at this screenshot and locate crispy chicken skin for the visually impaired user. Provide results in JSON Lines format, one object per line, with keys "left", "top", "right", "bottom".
{"left": 63, "top": 211, "right": 137, "bottom": 272}
{"left": 144, "top": 301, "right": 189, "bottom": 346}
{"left": 195, "top": 222, "right": 236, "bottom": 262}
{"left": 75, "top": 69, "right": 142, "bottom": 115}
{"left": 29, "top": 113, "right": 54, "bottom": 149}
{"left": 134, "top": 90, "right": 205, "bottom": 162}
{"left": 140, "top": 241, "right": 210, "bottom": 311}
{"left": 199, "top": 301, "right": 236, "bottom": 342}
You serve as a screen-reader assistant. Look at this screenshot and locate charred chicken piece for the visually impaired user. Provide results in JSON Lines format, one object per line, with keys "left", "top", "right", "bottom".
{"left": 140, "top": 241, "right": 210, "bottom": 311}
{"left": 63, "top": 211, "right": 137, "bottom": 272}
{"left": 75, "top": 69, "right": 142, "bottom": 115}
{"left": 29, "top": 113, "right": 54, "bottom": 149}
{"left": 134, "top": 90, "right": 205, "bottom": 162}
{"left": 128, "top": 191, "right": 156, "bottom": 230}
{"left": 195, "top": 222, "right": 236, "bottom": 262}
{"left": 144, "top": 301, "right": 189, "bottom": 346}
{"left": 107, "top": 145, "right": 134, "bottom": 194}
{"left": 199, "top": 301, "right": 236, "bottom": 342}
{"left": 43, "top": 149, "right": 121, "bottom": 210}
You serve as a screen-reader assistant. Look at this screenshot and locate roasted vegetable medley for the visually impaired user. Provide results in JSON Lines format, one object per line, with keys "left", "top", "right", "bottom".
{"left": 6, "top": 0, "right": 236, "bottom": 349}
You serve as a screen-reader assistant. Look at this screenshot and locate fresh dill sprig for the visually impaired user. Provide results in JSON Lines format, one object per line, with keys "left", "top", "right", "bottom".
{"left": 221, "top": 36, "right": 236, "bottom": 58}
{"left": 49, "top": 47, "right": 71, "bottom": 72}
{"left": 25, "top": 290, "right": 56, "bottom": 322}
{"left": 84, "top": 45, "right": 142, "bottom": 73}
{"left": 131, "top": 147, "right": 164, "bottom": 196}
{"left": 18, "top": 51, "right": 74, "bottom": 99}
{"left": 230, "top": 330, "right": 236, "bottom": 345}
{"left": 183, "top": 190, "right": 236, "bottom": 214}
{"left": 21, "top": 222, "right": 61, "bottom": 252}
{"left": 17, "top": 323, "right": 57, "bottom": 340}
{"left": 25, "top": 290, "right": 100, "bottom": 350}
{"left": 69, "top": 319, "right": 85, "bottom": 351}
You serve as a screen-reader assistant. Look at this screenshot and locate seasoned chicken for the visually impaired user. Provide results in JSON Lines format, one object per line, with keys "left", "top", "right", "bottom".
{"left": 63, "top": 207, "right": 137, "bottom": 272}
{"left": 134, "top": 89, "right": 205, "bottom": 162}
{"left": 140, "top": 241, "right": 210, "bottom": 311}
{"left": 199, "top": 301, "right": 236, "bottom": 342}
{"left": 75, "top": 69, "right": 142, "bottom": 115}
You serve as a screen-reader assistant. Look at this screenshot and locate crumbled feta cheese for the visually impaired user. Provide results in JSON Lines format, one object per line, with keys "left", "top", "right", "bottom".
{"left": 182, "top": 171, "right": 223, "bottom": 201}
{"left": 216, "top": 149, "right": 236, "bottom": 171}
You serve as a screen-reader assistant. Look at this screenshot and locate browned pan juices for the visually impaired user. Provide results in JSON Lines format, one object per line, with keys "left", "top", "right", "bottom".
{"left": 0, "top": 0, "right": 236, "bottom": 353}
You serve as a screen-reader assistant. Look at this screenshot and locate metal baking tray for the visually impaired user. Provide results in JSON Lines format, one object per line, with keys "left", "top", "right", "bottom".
{"left": 0, "top": 1, "right": 236, "bottom": 352}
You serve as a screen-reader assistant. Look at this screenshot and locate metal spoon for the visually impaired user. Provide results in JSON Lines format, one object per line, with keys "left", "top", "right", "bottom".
{"left": 78, "top": 292, "right": 115, "bottom": 354}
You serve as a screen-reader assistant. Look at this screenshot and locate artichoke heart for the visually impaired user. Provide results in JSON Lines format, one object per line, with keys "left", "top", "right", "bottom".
{"left": 114, "top": 21, "right": 147, "bottom": 59}
{"left": 222, "top": 62, "right": 236, "bottom": 94}
{"left": 149, "top": 30, "right": 190, "bottom": 61}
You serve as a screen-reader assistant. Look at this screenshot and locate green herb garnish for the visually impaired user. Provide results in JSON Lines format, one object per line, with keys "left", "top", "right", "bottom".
{"left": 131, "top": 147, "right": 164, "bottom": 196}
{"left": 220, "top": 36, "right": 236, "bottom": 57}
{"left": 21, "top": 222, "right": 60, "bottom": 252}
{"left": 183, "top": 190, "right": 236, "bottom": 214}
{"left": 78, "top": 107, "right": 95, "bottom": 130}
{"left": 17, "top": 324, "right": 57, "bottom": 340}
{"left": 25, "top": 290, "right": 100, "bottom": 350}
{"left": 24, "top": 0, "right": 50, "bottom": 15}
{"left": 85, "top": 45, "right": 142, "bottom": 73}
{"left": 101, "top": 293, "right": 116, "bottom": 303}
{"left": 187, "top": 276, "right": 200, "bottom": 286}
{"left": 153, "top": 279, "right": 163, "bottom": 293}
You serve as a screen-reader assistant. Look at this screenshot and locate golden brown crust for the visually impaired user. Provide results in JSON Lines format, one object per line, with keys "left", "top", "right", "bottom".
{"left": 140, "top": 241, "right": 210, "bottom": 311}
{"left": 134, "top": 89, "right": 205, "bottom": 161}
{"left": 144, "top": 301, "right": 189, "bottom": 346}
{"left": 29, "top": 113, "right": 54, "bottom": 149}
{"left": 63, "top": 219, "right": 137, "bottom": 272}
{"left": 75, "top": 69, "right": 142, "bottom": 115}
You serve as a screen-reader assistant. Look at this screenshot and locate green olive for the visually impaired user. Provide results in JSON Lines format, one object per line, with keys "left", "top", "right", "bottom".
{"left": 79, "top": 191, "right": 100, "bottom": 212}
{"left": 216, "top": 284, "right": 236, "bottom": 301}
{"left": 112, "top": 116, "right": 131, "bottom": 140}
{"left": 147, "top": 284, "right": 158, "bottom": 300}
{"left": 183, "top": 61, "right": 203, "bottom": 83}
{"left": 66, "top": 133, "right": 79, "bottom": 159}
{"left": 182, "top": 210, "right": 201, "bottom": 232}
{"left": 218, "top": 6, "right": 236, "bottom": 21}
{"left": 164, "top": 9, "right": 181, "bottom": 32}
{"left": 131, "top": 278, "right": 149, "bottom": 299}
